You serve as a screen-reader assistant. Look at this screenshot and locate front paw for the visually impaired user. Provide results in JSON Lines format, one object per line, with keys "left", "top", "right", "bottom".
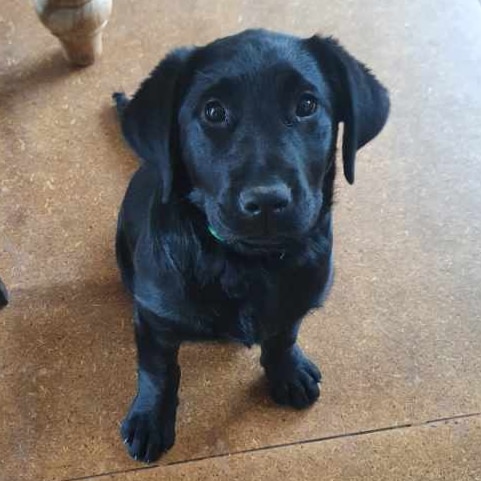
{"left": 262, "top": 345, "right": 322, "bottom": 410}
{"left": 120, "top": 396, "right": 177, "bottom": 463}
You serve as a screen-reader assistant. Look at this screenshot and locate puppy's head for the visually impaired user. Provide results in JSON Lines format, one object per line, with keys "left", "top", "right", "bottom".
{"left": 119, "top": 30, "right": 389, "bottom": 251}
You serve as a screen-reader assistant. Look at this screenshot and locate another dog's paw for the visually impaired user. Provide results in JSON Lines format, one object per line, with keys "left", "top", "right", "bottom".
{"left": 262, "top": 345, "right": 322, "bottom": 410}
{"left": 120, "top": 398, "right": 176, "bottom": 463}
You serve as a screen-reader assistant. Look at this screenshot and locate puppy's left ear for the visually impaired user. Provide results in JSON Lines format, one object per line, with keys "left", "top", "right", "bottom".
{"left": 306, "top": 36, "right": 390, "bottom": 184}
{"left": 117, "top": 48, "right": 193, "bottom": 203}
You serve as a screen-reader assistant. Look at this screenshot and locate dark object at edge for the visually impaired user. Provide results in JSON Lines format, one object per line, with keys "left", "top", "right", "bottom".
{"left": 0, "top": 277, "right": 8, "bottom": 308}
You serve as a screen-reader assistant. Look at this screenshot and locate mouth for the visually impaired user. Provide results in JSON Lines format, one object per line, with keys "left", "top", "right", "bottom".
{"left": 208, "top": 224, "right": 294, "bottom": 254}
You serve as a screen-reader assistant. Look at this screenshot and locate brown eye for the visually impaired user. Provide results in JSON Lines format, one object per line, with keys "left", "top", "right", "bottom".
{"left": 204, "top": 100, "right": 227, "bottom": 123}
{"left": 296, "top": 94, "right": 318, "bottom": 118}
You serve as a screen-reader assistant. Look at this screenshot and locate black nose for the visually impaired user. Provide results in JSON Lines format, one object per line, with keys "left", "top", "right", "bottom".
{"left": 239, "top": 184, "right": 292, "bottom": 217}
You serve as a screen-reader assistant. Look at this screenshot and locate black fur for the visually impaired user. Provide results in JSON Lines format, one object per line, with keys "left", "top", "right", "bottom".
{"left": 114, "top": 29, "right": 389, "bottom": 463}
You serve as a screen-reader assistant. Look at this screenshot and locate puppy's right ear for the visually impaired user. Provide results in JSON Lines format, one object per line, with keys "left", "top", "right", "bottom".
{"left": 116, "top": 48, "right": 193, "bottom": 203}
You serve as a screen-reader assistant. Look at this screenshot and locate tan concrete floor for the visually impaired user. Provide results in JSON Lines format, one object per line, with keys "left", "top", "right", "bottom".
{"left": 1, "top": 0, "right": 481, "bottom": 480}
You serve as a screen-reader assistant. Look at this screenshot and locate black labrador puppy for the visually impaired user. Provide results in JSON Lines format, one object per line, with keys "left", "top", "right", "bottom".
{"left": 114, "top": 29, "right": 389, "bottom": 463}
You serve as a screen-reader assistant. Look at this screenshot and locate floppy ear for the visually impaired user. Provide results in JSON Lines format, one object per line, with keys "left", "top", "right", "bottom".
{"left": 116, "top": 48, "right": 193, "bottom": 202}
{"left": 306, "top": 36, "right": 390, "bottom": 184}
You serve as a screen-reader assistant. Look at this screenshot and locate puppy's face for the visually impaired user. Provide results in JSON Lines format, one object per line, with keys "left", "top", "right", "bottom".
{"left": 178, "top": 33, "right": 335, "bottom": 248}
{"left": 119, "top": 30, "right": 389, "bottom": 252}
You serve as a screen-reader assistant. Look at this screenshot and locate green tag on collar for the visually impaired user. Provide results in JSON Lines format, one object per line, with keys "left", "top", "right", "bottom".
{"left": 208, "top": 225, "right": 224, "bottom": 242}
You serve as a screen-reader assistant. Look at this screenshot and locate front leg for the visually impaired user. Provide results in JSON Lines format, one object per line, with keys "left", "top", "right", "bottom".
{"left": 121, "top": 303, "right": 181, "bottom": 463}
{"left": 260, "top": 326, "right": 322, "bottom": 409}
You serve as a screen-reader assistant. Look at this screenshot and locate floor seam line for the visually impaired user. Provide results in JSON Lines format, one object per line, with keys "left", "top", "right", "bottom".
{"left": 59, "top": 411, "right": 481, "bottom": 481}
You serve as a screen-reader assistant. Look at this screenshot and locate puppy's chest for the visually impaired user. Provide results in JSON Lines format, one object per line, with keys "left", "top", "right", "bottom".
{"left": 189, "top": 260, "right": 326, "bottom": 345}
{"left": 188, "top": 279, "right": 257, "bottom": 345}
